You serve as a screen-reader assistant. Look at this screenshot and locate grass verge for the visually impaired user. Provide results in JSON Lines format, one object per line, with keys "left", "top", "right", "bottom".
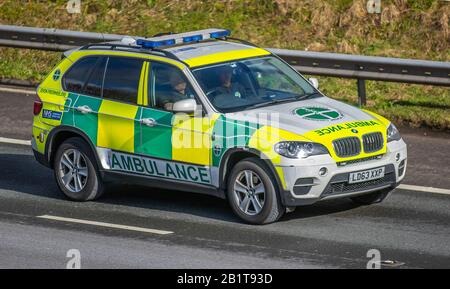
{"left": 0, "top": 0, "right": 448, "bottom": 130}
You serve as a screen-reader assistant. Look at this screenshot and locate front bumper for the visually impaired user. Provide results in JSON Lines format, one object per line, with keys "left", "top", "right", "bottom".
{"left": 277, "top": 139, "right": 407, "bottom": 206}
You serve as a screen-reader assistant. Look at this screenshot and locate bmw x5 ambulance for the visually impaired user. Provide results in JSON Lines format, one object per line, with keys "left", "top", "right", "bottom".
{"left": 32, "top": 29, "right": 407, "bottom": 224}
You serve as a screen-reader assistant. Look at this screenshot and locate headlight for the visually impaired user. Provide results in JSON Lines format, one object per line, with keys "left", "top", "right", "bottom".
{"left": 274, "top": 141, "right": 329, "bottom": 159}
{"left": 387, "top": 123, "right": 401, "bottom": 142}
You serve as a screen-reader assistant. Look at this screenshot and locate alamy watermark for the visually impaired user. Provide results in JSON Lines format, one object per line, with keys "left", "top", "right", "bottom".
{"left": 66, "top": 0, "right": 81, "bottom": 14}
{"left": 367, "top": 0, "right": 381, "bottom": 14}
{"left": 66, "top": 249, "right": 81, "bottom": 269}
{"left": 366, "top": 249, "right": 381, "bottom": 269}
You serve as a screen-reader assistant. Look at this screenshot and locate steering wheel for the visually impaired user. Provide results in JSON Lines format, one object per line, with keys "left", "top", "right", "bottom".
{"left": 206, "top": 88, "right": 221, "bottom": 97}
{"left": 206, "top": 88, "right": 222, "bottom": 101}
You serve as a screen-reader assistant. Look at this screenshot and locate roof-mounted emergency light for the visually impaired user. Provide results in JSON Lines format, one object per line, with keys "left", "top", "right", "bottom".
{"left": 135, "top": 29, "right": 231, "bottom": 49}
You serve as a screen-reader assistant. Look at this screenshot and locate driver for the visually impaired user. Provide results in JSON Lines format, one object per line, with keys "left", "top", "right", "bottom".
{"left": 215, "top": 65, "right": 246, "bottom": 99}
{"left": 160, "top": 72, "right": 192, "bottom": 111}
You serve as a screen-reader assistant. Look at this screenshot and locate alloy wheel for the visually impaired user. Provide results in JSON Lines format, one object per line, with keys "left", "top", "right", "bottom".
{"left": 233, "top": 170, "right": 266, "bottom": 215}
{"left": 58, "top": 148, "right": 88, "bottom": 193}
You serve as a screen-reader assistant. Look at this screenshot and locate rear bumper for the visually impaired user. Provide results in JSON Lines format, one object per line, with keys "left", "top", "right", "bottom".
{"left": 32, "top": 148, "right": 50, "bottom": 168}
{"left": 32, "top": 138, "right": 51, "bottom": 168}
{"left": 278, "top": 138, "right": 407, "bottom": 207}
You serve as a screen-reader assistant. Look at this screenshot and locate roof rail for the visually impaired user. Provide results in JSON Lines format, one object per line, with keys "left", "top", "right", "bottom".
{"left": 152, "top": 32, "right": 176, "bottom": 37}
{"left": 79, "top": 42, "right": 183, "bottom": 62}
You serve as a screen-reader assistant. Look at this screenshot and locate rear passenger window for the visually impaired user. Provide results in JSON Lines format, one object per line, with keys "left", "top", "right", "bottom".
{"left": 84, "top": 57, "right": 107, "bottom": 98}
{"left": 63, "top": 57, "right": 99, "bottom": 94}
{"left": 102, "top": 57, "right": 143, "bottom": 104}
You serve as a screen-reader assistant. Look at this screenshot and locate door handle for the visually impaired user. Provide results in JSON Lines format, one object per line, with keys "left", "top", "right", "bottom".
{"left": 76, "top": 105, "right": 93, "bottom": 114}
{"left": 141, "top": 118, "right": 157, "bottom": 127}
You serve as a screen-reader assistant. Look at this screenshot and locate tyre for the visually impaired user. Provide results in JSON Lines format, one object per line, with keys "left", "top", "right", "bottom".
{"left": 53, "top": 137, "right": 104, "bottom": 201}
{"left": 350, "top": 187, "right": 392, "bottom": 205}
{"left": 226, "top": 157, "right": 285, "bottom": 224}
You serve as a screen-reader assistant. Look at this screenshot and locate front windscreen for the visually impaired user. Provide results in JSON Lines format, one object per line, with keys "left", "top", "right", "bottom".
{"left": 192, "top": 56, "right": 318, "bottom": 112}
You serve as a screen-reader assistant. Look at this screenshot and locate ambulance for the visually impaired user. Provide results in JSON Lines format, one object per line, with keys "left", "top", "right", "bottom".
{"left": 32, "top": 29, "right": 407, "bottom": 224}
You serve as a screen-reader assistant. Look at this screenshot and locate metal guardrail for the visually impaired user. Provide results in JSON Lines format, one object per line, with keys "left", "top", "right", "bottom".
{"left": 269, "top": 49, "right": 450, "bottom": 105}
{"left": 0, "top": 24, "right": 449, "bottom": 105}
{"left": 0, "top": 25, "right": 123, "bottom": 51}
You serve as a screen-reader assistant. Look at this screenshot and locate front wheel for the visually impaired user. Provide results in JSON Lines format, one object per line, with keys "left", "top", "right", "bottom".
{"left": 54, "top": 137, "right": 104, "bottom": 201}
{"left": 227, "top": 158, "right": 285, "bottom": 224}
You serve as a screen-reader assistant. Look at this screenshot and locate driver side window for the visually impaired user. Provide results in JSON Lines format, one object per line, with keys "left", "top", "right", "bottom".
{"left": 148, "top": 62, "right": 198, "bottom": 111}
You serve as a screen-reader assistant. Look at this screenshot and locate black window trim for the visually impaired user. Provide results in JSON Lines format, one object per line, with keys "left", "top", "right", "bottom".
{"left": 62, "top": 55, "right": 100, "bottom": 97}
{"left": 100, "top": 55, "right": 146, "bottom": 106}
{"left": 62, "top": 54, "right": 208, "bottom": 115}
{"left": 63, "top": 55, "right": 145, "bottom": 106}
{"left": 82, "top": 56, "right": 107, "bottom": 98}
{"left": 100, "top": 56, "right": 109, "bottom": 98}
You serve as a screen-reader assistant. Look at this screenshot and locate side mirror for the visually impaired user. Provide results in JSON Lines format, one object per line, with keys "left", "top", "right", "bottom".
{"left": 172, "top": 99, "right": 197, "bottom": 114}
{"left": 308, "top": 77, "right": 319, "bottom": 89}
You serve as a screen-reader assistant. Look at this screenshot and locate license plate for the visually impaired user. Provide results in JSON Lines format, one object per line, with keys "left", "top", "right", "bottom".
{"left": 348, "top": 167, "right": 385, "bottom": 184}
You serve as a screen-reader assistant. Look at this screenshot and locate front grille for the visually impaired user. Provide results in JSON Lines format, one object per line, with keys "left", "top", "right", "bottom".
{"left": 362, "top": 132, "right": 383, "bottom": 153}
{"left": 321, "top": 164, "right": 396, "bottom": 197}
{"left": 337, "top": 154, "right": 383, "bottom": 166}
{"left": 333, "top": 137, "right": 361, "bottom": 157}
{"left": 329, "top": 175, "right": 394, "bottom": 194}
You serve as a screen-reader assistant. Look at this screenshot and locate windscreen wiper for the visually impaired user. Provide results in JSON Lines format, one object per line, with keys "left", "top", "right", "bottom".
{"left": 296, "top": 91, "right": 322, "bottom": 100}
{"left": 244, "top": 92, "right": 322, "bottom": 110}
{"left": 244, "top": 97, "right": 298, "bottom": 110}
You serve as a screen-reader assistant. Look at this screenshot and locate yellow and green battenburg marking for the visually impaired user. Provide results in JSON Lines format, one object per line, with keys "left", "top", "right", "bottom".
{"left": 34, "top": 47, "right": 389, "bottom": 191}
{"left": 37, "top": 83, "right": 388, "bottom": 168}
{"left": 39, "top": 87, "right": 265, "bottom": 167}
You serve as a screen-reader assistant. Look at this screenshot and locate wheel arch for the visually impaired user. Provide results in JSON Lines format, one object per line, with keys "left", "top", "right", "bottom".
{"left": 45, "top": 125, "right": 100, "bottom": 169}
{"left": 218, "top": 147, "right": 284, "bottom": 196}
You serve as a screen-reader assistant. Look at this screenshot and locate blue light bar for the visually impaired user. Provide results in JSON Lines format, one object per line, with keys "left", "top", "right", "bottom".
{"left": 136, "top": 38, "right": 176, "bottom": 49}
{"left": 135, "top": 29, "right": 231, "bottom": 49}
{"left": 183, "top": 34, "right": 203, "bottom": 43}
{"left": 210, "top": 30, "right": 231, "bottom": 39}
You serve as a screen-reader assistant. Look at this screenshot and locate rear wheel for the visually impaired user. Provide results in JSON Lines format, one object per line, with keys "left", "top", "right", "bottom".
{"left": 350, "top": 187, "right": 392, "bottom": 205}
{"left": 54, "top": 137, "right": 104, "bottom": 201}
{"left": 227, "top": 158, "right": 285, "bottom": 224}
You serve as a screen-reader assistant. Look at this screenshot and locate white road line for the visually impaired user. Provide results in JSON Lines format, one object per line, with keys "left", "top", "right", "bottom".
{"left": 37, "top": 215, "right": 174, "bottom": 235}
{"left": 398, "top": 184, "right": 450, "bottom": 195}
{"left": 0, "top": 137, "right": 31, "bottom": 146}
{"left": 0, "top": 87, "right": 36, "bottom": 95}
